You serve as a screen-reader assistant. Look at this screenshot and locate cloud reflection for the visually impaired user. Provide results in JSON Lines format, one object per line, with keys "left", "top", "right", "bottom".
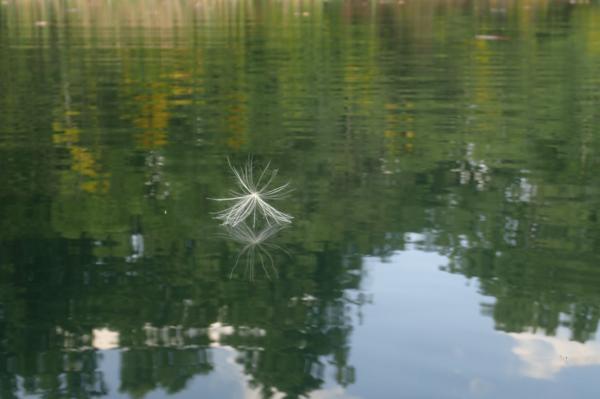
{"left": 508, "top": 330, "right": 600, "bottom": 379}
{"left": 92, "top": 328, "right": 120, "bottom": 350}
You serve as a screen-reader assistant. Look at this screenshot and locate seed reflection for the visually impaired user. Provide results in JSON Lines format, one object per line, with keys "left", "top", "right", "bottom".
{"left": 222, "top": 222, "right": 288, "bottom": 281}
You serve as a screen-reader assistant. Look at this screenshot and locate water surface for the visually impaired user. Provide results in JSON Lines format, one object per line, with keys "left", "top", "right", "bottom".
{"left": 1, "top": 1, "right": 600, "bottom": 398}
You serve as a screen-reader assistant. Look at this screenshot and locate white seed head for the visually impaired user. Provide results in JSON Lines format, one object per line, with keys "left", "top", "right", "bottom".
{"left": 211, "top": 159, "right": 293, "bottom": 227}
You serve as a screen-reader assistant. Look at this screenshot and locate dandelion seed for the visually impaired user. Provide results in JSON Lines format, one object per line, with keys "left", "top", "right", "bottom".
{"left": 211, "top": 159, "right": 293, "bottom": 227}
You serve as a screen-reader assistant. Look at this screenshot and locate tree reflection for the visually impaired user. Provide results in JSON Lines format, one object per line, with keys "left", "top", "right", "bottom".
{"left": 1, "top": 0, "right": 600, "bottom": 398}
{"left": 119, "top": 347, "right": 213, "bottom": 398}
{"left": 0, "top": 230, "right": 363, "bottom": 398}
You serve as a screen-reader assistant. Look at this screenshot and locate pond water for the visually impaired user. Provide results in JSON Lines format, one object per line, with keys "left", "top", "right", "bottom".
{"left": 1, "top": 1, "right": 600, "bottom": 398}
